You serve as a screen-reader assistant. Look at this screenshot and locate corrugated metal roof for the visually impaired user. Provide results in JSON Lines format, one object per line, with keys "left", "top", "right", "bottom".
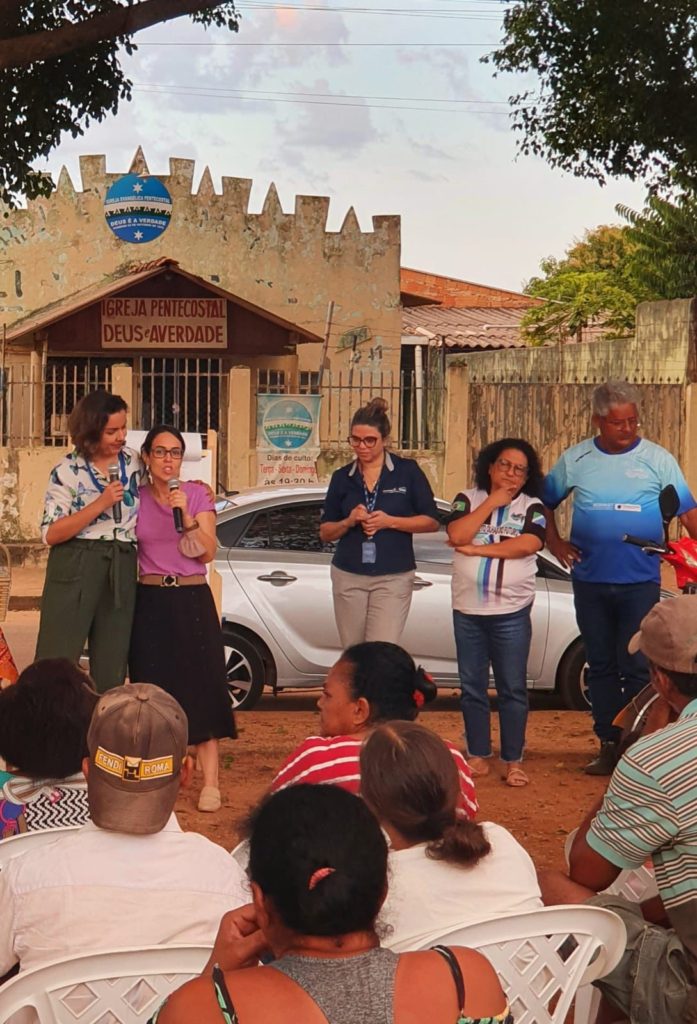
{"left": 402, "top": 305, "right": 611, "bottom": 349}
{"left": 402, "top": 305, "right": 530, "bottom": 349}
{"left": 5, "top": 258, "right": 322, "bottom": 343}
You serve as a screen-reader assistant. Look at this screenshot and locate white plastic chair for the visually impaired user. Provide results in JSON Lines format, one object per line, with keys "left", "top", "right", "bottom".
{"left": 0, "top": 945, "right": 210, "bottom": 1023}
{"left": 0, "top": 826, "right": 81, "bottom": 868}
{"left": 564, "top": 827, "right": 658, "bottom": 902}
{"left": 564, "top": 827, "right": 657, "bottom": 1024}
{"left": 230, "top": 838, "right": 249, "bottom": 871}
{"left": 413, "top": 905, "right": 626, "bottom": 1024}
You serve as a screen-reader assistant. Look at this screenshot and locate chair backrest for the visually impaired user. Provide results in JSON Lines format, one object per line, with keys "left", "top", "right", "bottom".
{"left": 415, "top": 905, "right": 626, "bottom": 1024}
{"left": 0, "top": 945, "right": 211, "bottom": 1024}
{"left": 230, "top": 838, "right": 249, "bottom": 870}
{"left": 0, "top": 826, "right": 81, "bottom": 868}
{"left": 564, "top": 826, "right": 658, "bottom": 902}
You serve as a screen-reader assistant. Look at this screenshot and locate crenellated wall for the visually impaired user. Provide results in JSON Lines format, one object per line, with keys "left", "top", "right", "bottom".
{"left": 0, "top": 148, "right": 402, "bottom": 374}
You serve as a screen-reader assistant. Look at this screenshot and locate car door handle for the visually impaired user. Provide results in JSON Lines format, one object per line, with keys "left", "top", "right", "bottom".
{"left": 257, "top": 571, "right": 298, "bottom": 585}
{"left": 413, "top": 577, "right": 433, "bottom": 589}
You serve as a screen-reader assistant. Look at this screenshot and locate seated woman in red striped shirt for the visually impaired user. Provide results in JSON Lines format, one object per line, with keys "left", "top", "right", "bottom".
{"left": 269, "top": 642, "right": 477, "bottom": 820}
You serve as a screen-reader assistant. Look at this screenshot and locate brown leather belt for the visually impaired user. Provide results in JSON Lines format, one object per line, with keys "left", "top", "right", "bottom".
{"left": 139, "top": 574, "right": 207, "bottom": 588}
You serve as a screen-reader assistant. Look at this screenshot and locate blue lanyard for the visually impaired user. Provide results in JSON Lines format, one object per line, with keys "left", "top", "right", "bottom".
{"left": 85, "top": 449, "right": 127, "bottom": 493}
{"left": 362, "top": 469, "right": 383, "bottom": 513}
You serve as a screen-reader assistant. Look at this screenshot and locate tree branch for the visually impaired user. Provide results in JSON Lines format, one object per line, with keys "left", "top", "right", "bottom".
{"left": 0, "top": 0, "right": 229, "bottom": 71}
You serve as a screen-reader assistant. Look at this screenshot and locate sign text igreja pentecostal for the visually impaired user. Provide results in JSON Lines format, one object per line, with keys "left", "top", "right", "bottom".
{"left": 100, "top": 297, "right": 227, "bottom": 348}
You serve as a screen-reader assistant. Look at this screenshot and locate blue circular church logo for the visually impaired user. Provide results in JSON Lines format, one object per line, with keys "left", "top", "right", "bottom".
{"left": 262, "top": 400, "right": 313, "bottom": 450}
{"left": 104, "top": 174, "right": 172, "bottom": 244}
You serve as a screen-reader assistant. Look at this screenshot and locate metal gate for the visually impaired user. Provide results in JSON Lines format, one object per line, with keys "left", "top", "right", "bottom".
{"left": 1, "top": 357, "right": 118, "bottom": 446}
{"left": 134, "top": 357, "right": 226, "bottom": 436}
{"left": 133, "top": 357, "right": 229, "bottom": 483}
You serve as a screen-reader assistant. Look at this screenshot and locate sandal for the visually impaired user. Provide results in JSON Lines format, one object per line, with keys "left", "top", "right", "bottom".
{"left": 504, "top": 764, "right": 529, "bottom": 787}
{"left": 198, "top": 786, "right": 222, "bottom": 812}
{"left": 467, "top": 756, "right": 490, "bottom": 778}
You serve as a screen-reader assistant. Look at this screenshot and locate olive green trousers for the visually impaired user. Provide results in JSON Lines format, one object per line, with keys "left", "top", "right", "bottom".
{"left": 35, "top": 538, "right": 138, "bottom": 693}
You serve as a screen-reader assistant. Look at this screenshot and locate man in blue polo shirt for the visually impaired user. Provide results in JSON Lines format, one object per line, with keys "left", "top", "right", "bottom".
{"left": 539, "top": 597, "right": 697, "bottom": 1023}
{"left": 543, "top": 380, "right": 697, "bottom": 774}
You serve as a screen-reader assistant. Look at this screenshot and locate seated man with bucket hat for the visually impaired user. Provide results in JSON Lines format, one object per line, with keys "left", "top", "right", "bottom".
{"left": 539, "top": 596, "right": 697, "bottom": 1023}
{"left": 0, "top": 683, "right": 247, "bottom": 976}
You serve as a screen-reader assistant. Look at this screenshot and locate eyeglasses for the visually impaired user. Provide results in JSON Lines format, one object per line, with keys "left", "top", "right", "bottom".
{"left": 495, "top": 458, "right": 528, "bottom": 478}
{"left": 348, "top": 435, "right": 379, "bottom": 449}
{"left": 603, "top": 417, "right": 640, "bottom": 429}
{"left": 151, "top": 446, "right": 183, "bottom": 460}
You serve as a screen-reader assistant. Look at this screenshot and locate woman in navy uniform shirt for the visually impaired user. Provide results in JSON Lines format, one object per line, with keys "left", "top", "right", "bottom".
{"left": 320, "top": 398, "right": 439, "bottom": 647}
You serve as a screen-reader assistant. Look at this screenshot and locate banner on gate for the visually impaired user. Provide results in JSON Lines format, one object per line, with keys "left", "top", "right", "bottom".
{"left": 256, "top": 395, "right": 321, "bottom": 485}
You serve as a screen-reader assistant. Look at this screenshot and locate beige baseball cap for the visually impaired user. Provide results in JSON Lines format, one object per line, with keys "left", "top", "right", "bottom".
{"left": 628, "top": 597, "right": 697, "bottom": 675}
{"left": 86, "top": 683, "right": 188, "bottom": 835}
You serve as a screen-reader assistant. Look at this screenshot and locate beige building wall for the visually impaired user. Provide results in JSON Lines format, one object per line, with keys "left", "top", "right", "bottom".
{"left": 0, "top": 150, "right": 402, "bottom": 377}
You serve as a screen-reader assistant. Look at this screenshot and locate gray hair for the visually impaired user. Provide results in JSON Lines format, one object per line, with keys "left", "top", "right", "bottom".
{"left": 592, "top": 381, "right": 641, "bottom": 417}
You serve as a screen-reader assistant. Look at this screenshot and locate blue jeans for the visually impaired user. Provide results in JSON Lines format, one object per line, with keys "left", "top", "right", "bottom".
{"left": 453, "top": 605, "right": 532, "bottom": 763}
{"left": 572, "top": 580, "right": 660, "bottom": 741}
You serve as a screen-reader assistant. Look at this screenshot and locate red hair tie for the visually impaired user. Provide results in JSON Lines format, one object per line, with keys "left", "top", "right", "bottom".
{"left": 412, "top": 689, "right": 425, "bottom": 708}
{"left": 308, "top": 866, "right": 336, "bottom": 891}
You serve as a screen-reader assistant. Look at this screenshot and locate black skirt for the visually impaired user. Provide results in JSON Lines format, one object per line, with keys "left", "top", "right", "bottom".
{"left": 129, "top": 583, "right": 236, "bottom": 745}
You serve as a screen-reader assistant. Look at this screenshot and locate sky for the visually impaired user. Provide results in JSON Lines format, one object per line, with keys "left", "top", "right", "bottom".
{"left": 41, "top": 0, "right": 648, "bottom": 293}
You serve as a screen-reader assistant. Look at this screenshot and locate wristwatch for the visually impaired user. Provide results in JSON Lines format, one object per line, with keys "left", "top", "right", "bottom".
{"left": 183, "top": 519, "right": 200, "bottom": 533}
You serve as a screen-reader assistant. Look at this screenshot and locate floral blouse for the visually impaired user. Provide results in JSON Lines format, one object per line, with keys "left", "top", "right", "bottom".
{"left": 40, "top": 447, "right": 142, "bottom": 544}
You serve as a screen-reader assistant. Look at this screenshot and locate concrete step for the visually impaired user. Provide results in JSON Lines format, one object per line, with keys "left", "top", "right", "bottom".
{"left": 7, "top": 565, "right": 45, "bottom": 611}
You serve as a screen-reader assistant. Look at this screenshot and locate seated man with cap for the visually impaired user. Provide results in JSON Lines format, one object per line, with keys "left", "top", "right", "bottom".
{"left": 539, "top": 595, "right": 697, "bottom": 1023}
{"left": 0, "top": 683, "right": 247, "bottom": 976}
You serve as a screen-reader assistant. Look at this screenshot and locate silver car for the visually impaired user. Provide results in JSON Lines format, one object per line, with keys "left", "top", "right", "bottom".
{"left": 215, "top": 486, "right": 587, "bottom": 711}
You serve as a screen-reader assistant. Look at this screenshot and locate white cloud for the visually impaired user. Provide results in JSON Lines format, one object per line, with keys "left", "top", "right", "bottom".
{"left": 274, "top": 78, "right": 377, "bottom": 155}
{"left": 38, "top": 3, "right": 650, "bottom": 290}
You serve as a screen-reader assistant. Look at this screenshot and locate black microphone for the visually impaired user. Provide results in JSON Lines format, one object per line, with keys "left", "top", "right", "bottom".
{"left": 168, "top": 478, "right": 184, "bottom": 533}
{"left": 107, "top": 464, "right": 122, "bottom": 524}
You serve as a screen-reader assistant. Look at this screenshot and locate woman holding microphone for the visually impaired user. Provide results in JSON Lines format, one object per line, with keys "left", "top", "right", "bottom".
{"left": 320, "top": 398, "right": 439, "bottom": 647}
{"left": 129, "top": 425, "right": 235, "bottom": 813}
{"left": 36, "top": 391, "right": 139, "bottom": 692}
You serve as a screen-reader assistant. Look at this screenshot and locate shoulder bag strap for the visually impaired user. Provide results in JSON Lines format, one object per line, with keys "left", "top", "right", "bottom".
{"left": 431, "top": 945, "right": 466, "bottom": 1018}
{"left": 211, "top": 965, "right": 240, "bottom": 1024}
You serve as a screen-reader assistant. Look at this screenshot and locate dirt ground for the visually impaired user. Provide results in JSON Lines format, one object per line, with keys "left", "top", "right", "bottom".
{"left": 175, "top": 692, "right": 607, "bottom": 871}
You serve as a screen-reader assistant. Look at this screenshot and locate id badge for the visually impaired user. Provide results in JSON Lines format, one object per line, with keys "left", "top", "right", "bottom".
{"left": 362, "top": 540, "right": 377, "bottom": 565}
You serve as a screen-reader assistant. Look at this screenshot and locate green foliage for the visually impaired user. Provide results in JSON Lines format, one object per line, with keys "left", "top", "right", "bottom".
{"left": 488, "top": 1, "right": 697, "bottom": 187}
{"left": 0, "top": 1, "right": 239, "bottom": 207}
{"left": 618, "top": 193, "right": 697, "bottom": 299}
{"left": 522, "top": 226, "right": 650, "bottom": 345}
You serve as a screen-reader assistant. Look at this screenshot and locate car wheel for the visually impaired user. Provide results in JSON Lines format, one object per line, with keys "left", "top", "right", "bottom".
{"left": 557, "top": 640, "right": 590, "bottom": 711}
{"left": 223, "top": 628, "right": 266, "bottom": 711}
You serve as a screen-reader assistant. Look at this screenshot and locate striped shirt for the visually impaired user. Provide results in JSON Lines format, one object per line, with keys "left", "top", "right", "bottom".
{"left": 588, "top": 698, "right": 697, "bottom": 971}
{"left": 269, "top": 734, "right": 479, "bottom": 820}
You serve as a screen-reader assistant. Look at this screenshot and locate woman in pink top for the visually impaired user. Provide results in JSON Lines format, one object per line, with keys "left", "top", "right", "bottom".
{"left": 129, "top": 425, "right": 235, "bottom": 813}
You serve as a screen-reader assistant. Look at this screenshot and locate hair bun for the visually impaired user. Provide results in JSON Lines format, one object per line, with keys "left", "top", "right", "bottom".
{"left": 365, "top": 397, "right": 388, "bottom": 415}
{"left": 414, "top": 666, "right": 437, "bottom": 704}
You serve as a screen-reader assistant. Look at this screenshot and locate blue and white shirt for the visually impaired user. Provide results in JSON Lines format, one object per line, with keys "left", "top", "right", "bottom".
{"left": 41, "top": 447, "right": 142, "bottom": 544}
{"left": 543, "top": 437, "right": 696, "bottom": 584}
{"left": 448, "top": 489, "right": 546, "bottom": 615}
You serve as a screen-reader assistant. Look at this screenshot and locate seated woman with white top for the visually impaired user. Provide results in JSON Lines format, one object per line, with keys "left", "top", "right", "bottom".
{"left": 360, "top": 720, "right": 542, "bottom": 952}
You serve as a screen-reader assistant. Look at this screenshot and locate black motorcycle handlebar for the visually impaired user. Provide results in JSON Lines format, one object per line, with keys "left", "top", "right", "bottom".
{"left": 623, "top": 534, "right": 668, "bottom": 553}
